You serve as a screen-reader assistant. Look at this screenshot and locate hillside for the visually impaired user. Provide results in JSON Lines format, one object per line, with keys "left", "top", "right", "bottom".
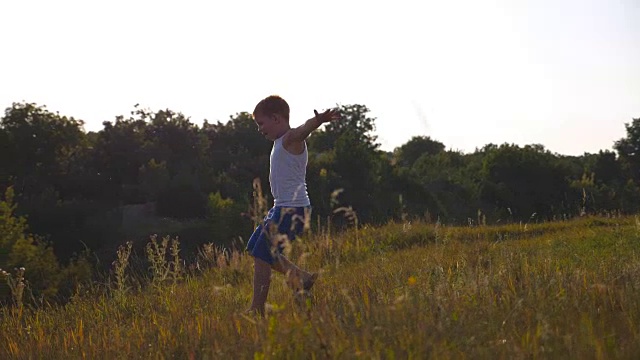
{"left": 2, "top": 216, "right": 640, "bottom": 359}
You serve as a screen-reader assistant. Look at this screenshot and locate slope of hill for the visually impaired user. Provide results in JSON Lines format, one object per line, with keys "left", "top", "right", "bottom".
{"left": 2, "top": 216, "right": 639, "bottom": 358}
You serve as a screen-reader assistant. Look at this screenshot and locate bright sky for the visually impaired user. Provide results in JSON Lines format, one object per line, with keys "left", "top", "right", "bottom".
{"left": 1, "top": 0, "right": 639, "bottom": 155}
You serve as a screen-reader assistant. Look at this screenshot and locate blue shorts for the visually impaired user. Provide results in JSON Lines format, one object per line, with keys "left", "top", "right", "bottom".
{"left": 246, "top": 206, "right": 311, "bottom": 264}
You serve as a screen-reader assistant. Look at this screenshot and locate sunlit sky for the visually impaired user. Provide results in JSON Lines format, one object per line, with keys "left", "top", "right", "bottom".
{"left": 1, "top": 0, "right": 639, "bottom": 155}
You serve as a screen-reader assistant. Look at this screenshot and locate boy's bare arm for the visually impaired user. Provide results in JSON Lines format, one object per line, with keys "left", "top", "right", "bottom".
{"left": 286, "top": 109, "right": 340, "bottom": 144}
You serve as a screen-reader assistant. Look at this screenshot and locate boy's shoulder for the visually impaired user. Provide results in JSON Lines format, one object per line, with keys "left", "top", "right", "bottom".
{"left": 281, "top": 130, "right": 305, "bottom": 155}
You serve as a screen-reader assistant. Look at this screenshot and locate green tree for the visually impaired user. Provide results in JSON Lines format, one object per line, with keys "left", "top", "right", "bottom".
{"left": 142, "top": 109, "right": 210, "bottom": 187}
{"left": 614, "top": 117, "right": 640, "bottom": 184}
{"left": 0, "top": 103, "right": 114, "bottom": 261}
{"left": 202, "top": 112, "right": 271, "bottom": 202}
{"left": 412, "top": 150, "right": 480, "bottom": 222}
{"left": 307, "top": 104, "right": 392, "bottom": 224}
{"left": 589, "top": 150, "right": 623, "bottom": 187}
{"left": 568, "top": 150, "right": 626, "bottom": 213}
{"left": 308, "top": 104, "right": 378, "bottom": 153}
{"left": 0, "top": 187, "right": 62, "bottom": 301}
{"left": 393, "top": 136, "right": 445, "bottom": 168}
{"left": 0, "top": 127, "right": 10, "bottom": 192}
{"left": 479, "top": 144, "right": 572, "bottom": 221}
{"left": 139, "top": 159, "right": 170, "bottom": 201}
{"left": 137, "top": 108, "right": 211, "bottom": 218}
{"left": 0, "top": 102, "right": 88, "bottom": 199}
{"left": 91, "top": 115, "right": 148, "bottom": 203}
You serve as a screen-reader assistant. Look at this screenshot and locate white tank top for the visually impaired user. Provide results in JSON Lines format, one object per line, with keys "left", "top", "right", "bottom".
{"left": 269, "top": 135, "right": 311, "bottom": 207}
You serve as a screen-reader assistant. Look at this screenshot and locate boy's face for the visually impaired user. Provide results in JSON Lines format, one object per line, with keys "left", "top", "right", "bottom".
{"left": 254, "top": 113, "right": 280, "bottom": 141}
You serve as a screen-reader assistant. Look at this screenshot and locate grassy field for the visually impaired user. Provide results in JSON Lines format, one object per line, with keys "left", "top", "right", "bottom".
{"left": 1, "top": 216, "right": 640, "bottom": 359}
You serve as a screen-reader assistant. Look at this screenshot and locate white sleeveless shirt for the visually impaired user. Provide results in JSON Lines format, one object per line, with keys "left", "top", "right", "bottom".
{"left": 269, "top": 135, "right": 311, "bottom": 207}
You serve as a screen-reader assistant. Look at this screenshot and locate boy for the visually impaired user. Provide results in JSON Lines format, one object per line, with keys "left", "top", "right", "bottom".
{"left": 246, "top": 95, "right": 340, "bottom": 316}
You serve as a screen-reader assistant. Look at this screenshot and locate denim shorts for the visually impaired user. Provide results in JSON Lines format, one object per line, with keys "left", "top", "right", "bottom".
{"left": 246, "top": 206, "right": 311, "bottom": 264}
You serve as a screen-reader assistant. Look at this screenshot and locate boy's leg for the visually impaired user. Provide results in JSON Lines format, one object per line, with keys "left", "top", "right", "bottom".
{"left": 248, "top": 257, "right": 272, "bottom": 316}
{"left": 270, "top": 206, "right": 317, "bottom": 291}
{"left": 272, "top": 255, "right": 318, "bottom": 291}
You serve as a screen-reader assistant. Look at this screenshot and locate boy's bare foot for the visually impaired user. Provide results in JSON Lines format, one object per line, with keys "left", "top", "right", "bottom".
{"left": 303, "top": 272, "right": 318, "bottom": 291}
{"left": 244, "top": 307, "right": 264, "bottom": 317}
{"left": 294, "top": 276, "right": 317, "bottom": 310}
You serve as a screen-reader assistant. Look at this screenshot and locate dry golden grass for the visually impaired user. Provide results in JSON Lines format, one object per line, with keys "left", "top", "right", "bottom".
{"left": 2, "top": 216, "right": 640, "bottom": 359}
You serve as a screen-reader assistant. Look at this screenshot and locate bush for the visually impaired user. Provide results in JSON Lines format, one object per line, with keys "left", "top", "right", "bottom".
{"left": 0, "top": 187, "right": 93, "bottom": 304}
{"left": 206, "top": 191, "right": 250, "bottom": 246}
{"left": 156, "top": 185, "right": 207, "bottom": 219}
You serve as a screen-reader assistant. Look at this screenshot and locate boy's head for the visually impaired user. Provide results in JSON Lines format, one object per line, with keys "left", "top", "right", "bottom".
{"left": 253, "top": 95, "right": 290, "bottom": 141}
{"left": 253, "top": 95, "right": 290, "bottom": 121}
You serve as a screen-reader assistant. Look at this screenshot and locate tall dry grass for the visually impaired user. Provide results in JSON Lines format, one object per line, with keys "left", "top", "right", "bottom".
{"left": 1, "top": 215, "right": 639, "bottom": 358}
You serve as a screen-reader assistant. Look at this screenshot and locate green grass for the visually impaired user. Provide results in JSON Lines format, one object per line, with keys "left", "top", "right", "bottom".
{"left": 2, "top": 216, "right": 640, "bottom": 359}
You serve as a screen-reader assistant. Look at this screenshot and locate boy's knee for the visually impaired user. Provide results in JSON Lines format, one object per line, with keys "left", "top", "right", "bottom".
{"left": 254, "top": 256, "right": 272, "bottom": 270}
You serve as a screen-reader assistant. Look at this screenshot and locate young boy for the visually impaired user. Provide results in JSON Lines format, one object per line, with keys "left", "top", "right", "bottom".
{"left": 245, "top": 95, "right": 340, "bottom": 316}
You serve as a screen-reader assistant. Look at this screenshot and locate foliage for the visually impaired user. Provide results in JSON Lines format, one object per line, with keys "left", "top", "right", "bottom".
{"left": 0, "top": 187, "right": 90, "bottom": 303}
{"left": 0, "top": 99, "right": 638, "bottom": 292}
{"left": 479, "top": 144, "right": 573, "bottom": 221}
{"left": 393, "top": 135, "right": 445, "bottom": 168}
{"left": 614, "top": 118, "right": 640, "bottom": 183}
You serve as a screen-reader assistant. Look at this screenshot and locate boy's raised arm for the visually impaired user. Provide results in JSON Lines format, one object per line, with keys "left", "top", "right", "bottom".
{"left": 286, "top": 109, "right": 341, "bottom": 145}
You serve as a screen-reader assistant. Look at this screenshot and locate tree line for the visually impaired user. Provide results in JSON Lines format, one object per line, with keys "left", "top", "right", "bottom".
{"left": 1, "top": 101, "right": 639, "bottom": 301}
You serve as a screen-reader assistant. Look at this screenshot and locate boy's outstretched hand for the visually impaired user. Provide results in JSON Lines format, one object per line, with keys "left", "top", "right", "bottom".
{"left": 314, "top": 109, "right": 341, "bottom": 124}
